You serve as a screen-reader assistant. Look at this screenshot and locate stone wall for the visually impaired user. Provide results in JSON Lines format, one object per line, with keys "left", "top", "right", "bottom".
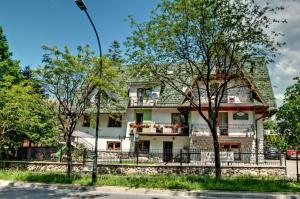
{"left": 0, "top": 161, "right": 83, "bottom": 172}
{"left": 0, "top": 161, "right": 286, "bottom": 177}
{"left": 97, "top": 165, "right": 285, "bottom": 177}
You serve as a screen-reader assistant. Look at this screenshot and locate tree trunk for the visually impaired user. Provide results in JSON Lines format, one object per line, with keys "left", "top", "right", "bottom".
{"left": 27, "top": 141, "right": 32, "bottom": 161}
{"left": 211, "top": 128, "right": 221, "bottom": 180}
{"left": 66, "top": 134, "right": 72, "bottom": 178}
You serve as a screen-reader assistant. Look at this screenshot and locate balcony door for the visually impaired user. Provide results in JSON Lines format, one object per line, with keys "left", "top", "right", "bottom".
{"left": 136, "top": 113, "right": 143, "bottom": 132}
{"left": 137, "top": 88, "right": 145, "bottom": 106}
{"left": 219, "top": 112, "right": 228, "bottom": 136}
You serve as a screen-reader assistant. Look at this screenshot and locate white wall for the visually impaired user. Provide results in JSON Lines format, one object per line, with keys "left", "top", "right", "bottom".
{"left": 76, "top": 113, "right": 127, "bottom": 138}
{"left": 193, "top": 79, "right": 252, "bottom": 103}
{"left": 152, "top": 108, "right": 179, "bottom": 123}
{"left": 138, "top": 136, "right": 190, "bottom": 151}
{"left": 256, "top": 114, "right": 264, "bottom": 139}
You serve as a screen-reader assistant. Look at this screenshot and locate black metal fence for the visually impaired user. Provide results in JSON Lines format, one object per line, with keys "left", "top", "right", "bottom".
{"left": 0, "top": 148, "right": 286, "bottom": 167}
{"left": 94, "top": 149, "right": 285, "bottom": 167}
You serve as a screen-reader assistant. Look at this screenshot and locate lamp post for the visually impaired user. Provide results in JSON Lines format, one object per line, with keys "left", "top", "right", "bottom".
{"left": 75, "top": 0, "right": 102, "bottom": 184}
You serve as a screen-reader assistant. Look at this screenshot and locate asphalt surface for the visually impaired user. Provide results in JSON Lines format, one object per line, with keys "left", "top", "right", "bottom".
{"left": 0, "top": 180, "right": 300, "bottom": 199}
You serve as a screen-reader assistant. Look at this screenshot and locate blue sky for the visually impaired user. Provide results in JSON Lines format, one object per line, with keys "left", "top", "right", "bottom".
{"left": 0, "top": 0, "right": 299, "bottom": 106}
{"left": 0, "top": 0, "right": 159, "bottom": 67}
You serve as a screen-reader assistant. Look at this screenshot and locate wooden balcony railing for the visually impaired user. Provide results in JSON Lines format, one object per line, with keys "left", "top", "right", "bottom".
{"left": 129, "top": 123, "right": 189, "bottom": 135}
{"left": 191, "top": 123, "right": 254, "bottom": 137}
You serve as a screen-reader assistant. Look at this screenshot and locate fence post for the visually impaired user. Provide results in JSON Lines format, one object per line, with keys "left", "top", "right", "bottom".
{"left": 119, "top": 149, "right": 122, "bottom": 164}
{"left": 59, "top": 148, "right": 63, "bottom": 162}
{"left": 180, "top": 149, "right": 183, "bottom": 166}
{"left": 296, "top": 149, "right": 299, "bottom": 183}
{"left": 136, "top": 146, "right": 139, "bottom": 165}
{"left": 82, "top": 148, "right": 86, "bottom": 167}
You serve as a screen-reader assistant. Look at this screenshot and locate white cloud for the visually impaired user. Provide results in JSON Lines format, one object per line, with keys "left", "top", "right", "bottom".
{"left": 266, "top": 0, "right": 300, "bottom": 107}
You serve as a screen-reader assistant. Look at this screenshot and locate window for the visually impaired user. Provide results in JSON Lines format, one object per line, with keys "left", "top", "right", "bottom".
{"left": 82, "top": 115, "right": 90, "bottom": 127}
{"left": 220, "top": 143, "right": 241, "bottom": 160}
{"left": 219, "top": 112, "right": 228, "bottom": 136}
{"left": 107, "top": 141, "right": 121, "bottom": 150}
{"left": 108, "top": 114, "right": 122, "bottom": 127}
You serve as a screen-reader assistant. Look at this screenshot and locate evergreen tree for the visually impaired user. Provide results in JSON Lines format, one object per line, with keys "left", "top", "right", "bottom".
{"left": 0, "top": 26, "right": 22, "bottom": 84}
{"left": 108, "top": 40, "right": 122, "bottom": 63}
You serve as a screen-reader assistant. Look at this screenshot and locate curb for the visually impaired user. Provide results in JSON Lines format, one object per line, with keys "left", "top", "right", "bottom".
{"left": 0, "top": 180, "right": 299, "bottom": 199}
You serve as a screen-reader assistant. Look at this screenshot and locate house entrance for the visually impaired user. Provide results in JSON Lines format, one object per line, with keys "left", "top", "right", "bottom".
{"left": 163, "top": 141, "right": 173, "bottom": 162}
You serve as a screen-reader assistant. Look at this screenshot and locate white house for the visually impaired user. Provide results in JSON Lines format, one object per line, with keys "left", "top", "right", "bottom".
{"left": 74, "top": 61, "right": 276, "bottom": 162}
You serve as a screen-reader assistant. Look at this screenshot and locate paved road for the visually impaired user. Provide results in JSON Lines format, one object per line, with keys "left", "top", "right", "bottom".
{"left": 0, "top": 180, "right": 299, "bottom": 199}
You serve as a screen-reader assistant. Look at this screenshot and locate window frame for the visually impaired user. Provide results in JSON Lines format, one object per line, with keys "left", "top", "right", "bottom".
{"left": 107, "top": 141, "right": 121, "bottom": 150}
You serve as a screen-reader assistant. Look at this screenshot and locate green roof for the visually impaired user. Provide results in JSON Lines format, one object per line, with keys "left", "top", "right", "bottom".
{"left": 156, "top": 84, "right": 182, "bottom": 107}
{"left": 244, "top": 59, "right": 276, "bottom": 110}
{"left": 128, "top": 59, "right": 276, "bottom": 110}
{"left": 84, "top": 99, "right": 128, "bottom": 114}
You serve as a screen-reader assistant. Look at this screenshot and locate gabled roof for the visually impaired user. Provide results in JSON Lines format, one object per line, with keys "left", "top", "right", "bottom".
{"left": 243, "top": 59, "right": 276, "bottom": 110}
{"left": 128, "top": 59, "right": 276, "bottom": 111}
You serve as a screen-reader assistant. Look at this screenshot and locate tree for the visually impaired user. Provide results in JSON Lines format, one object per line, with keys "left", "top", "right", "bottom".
{"left": 107, "top": 40, "right": 124, "bottom": 71}
{"left": 37, "top": 45, "right": 125, "bottom": 177}
{"left": 0, "top": 81, "right": 57, "bottom": 157}
{"left": 108, "top": 40, "right": 122, "bottom": 63}
{"left": 0, "top": 26, "right": 55, "bottom": 158}
{"left": 126, "top": 0, "right": 284, "bottom": 179}
{"left": 276, "top": 77, "right": 300, "bottom": 146}
{"left": 0, "top": 26, "right": 22, "bottom": 84}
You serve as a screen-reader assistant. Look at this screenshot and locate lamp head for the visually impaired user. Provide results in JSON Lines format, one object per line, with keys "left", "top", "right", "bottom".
{"left": 75, "top": 0, "right": 87, "bottom": 10}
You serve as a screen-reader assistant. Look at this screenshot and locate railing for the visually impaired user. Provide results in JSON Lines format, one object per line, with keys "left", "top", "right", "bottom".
{"left": 94, "top": 149, "right": 285, "bottom": 167}
{"left": 129, "top": 123, "right": 189, "bottom": 135}
{"left": 191, "top": 123, "right": 254, "bottom": 137}
{"left": 73, "top": 137, "right": 94, "bottom": 151}
{"left": 193, "top": 95, "right": 251, "bottom": 104}
{"left": 0, "top": 148, "right": 285, "bottom": 167}
{"left": 128, "top": 96, "right": 157, "bottom": 107}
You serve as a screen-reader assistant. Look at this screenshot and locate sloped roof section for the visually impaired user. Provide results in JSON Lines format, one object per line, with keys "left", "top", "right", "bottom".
{"left": 243, "top": 59, "right": 276, "bottom": 110}
{"left": 156, "top": 84, "right": 182, "bottom": 107}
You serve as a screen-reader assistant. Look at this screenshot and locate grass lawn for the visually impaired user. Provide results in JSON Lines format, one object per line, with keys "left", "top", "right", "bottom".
{"left": 0, "top": 169, "right": 299, "bottom": 192}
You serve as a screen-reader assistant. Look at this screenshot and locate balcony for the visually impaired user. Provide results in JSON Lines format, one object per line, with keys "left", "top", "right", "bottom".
{"left": 191, "top": 123, "right": 254, "bottom": 137}
{"left": 129, "top": 123, "right": 189, "bottom": 136}
{"left": 129, "top": 97, "right": 157, "bottom": 107}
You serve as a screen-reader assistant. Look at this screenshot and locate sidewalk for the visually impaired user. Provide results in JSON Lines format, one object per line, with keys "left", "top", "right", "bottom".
{"left": 0, "top": 180, "right": 299, "bottom": 199}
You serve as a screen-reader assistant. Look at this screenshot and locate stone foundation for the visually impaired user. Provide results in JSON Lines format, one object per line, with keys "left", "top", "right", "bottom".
{"left": 190, "top": 136, "right": 255, "bottom": 152}
{"left": 0, "top": 161, "right": 285, "bottom": 177}
{"left": 97, "top": 165, "right": 285, "bottom": 177}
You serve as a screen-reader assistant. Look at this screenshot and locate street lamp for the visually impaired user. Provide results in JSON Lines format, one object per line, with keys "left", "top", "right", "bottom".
{"left": 75, "top": 0, "right": 102, "bottom": 184}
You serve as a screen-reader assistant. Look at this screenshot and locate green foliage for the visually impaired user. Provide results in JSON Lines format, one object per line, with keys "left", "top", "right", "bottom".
{"left": 0, "top": 171, "right": 299, "bottom": 192}
{"left": 263, "top": 119, "right": 277, "bottom": 131}
{"left": 0, "top": 26, "right": 57, "bottom": 155}
{"left": 37, "top": 45, "right": 126, "bottom": 176}
{"left": 264, "top": 134, "right": 288, "bottom": 151}
{"left": 276, "top": 77, "right": 300, "bottom": 146}
{"left": 0, "top": 26, "right": 22, "bottom": 84}
{"left": 0, "top": 83, "right": 57, "bottom": 151}
{"left": 37, "top": 45, "right": 126, "bottom": 136}
{"left": 107, "top": 40, "right": 123, "bottom": 64}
